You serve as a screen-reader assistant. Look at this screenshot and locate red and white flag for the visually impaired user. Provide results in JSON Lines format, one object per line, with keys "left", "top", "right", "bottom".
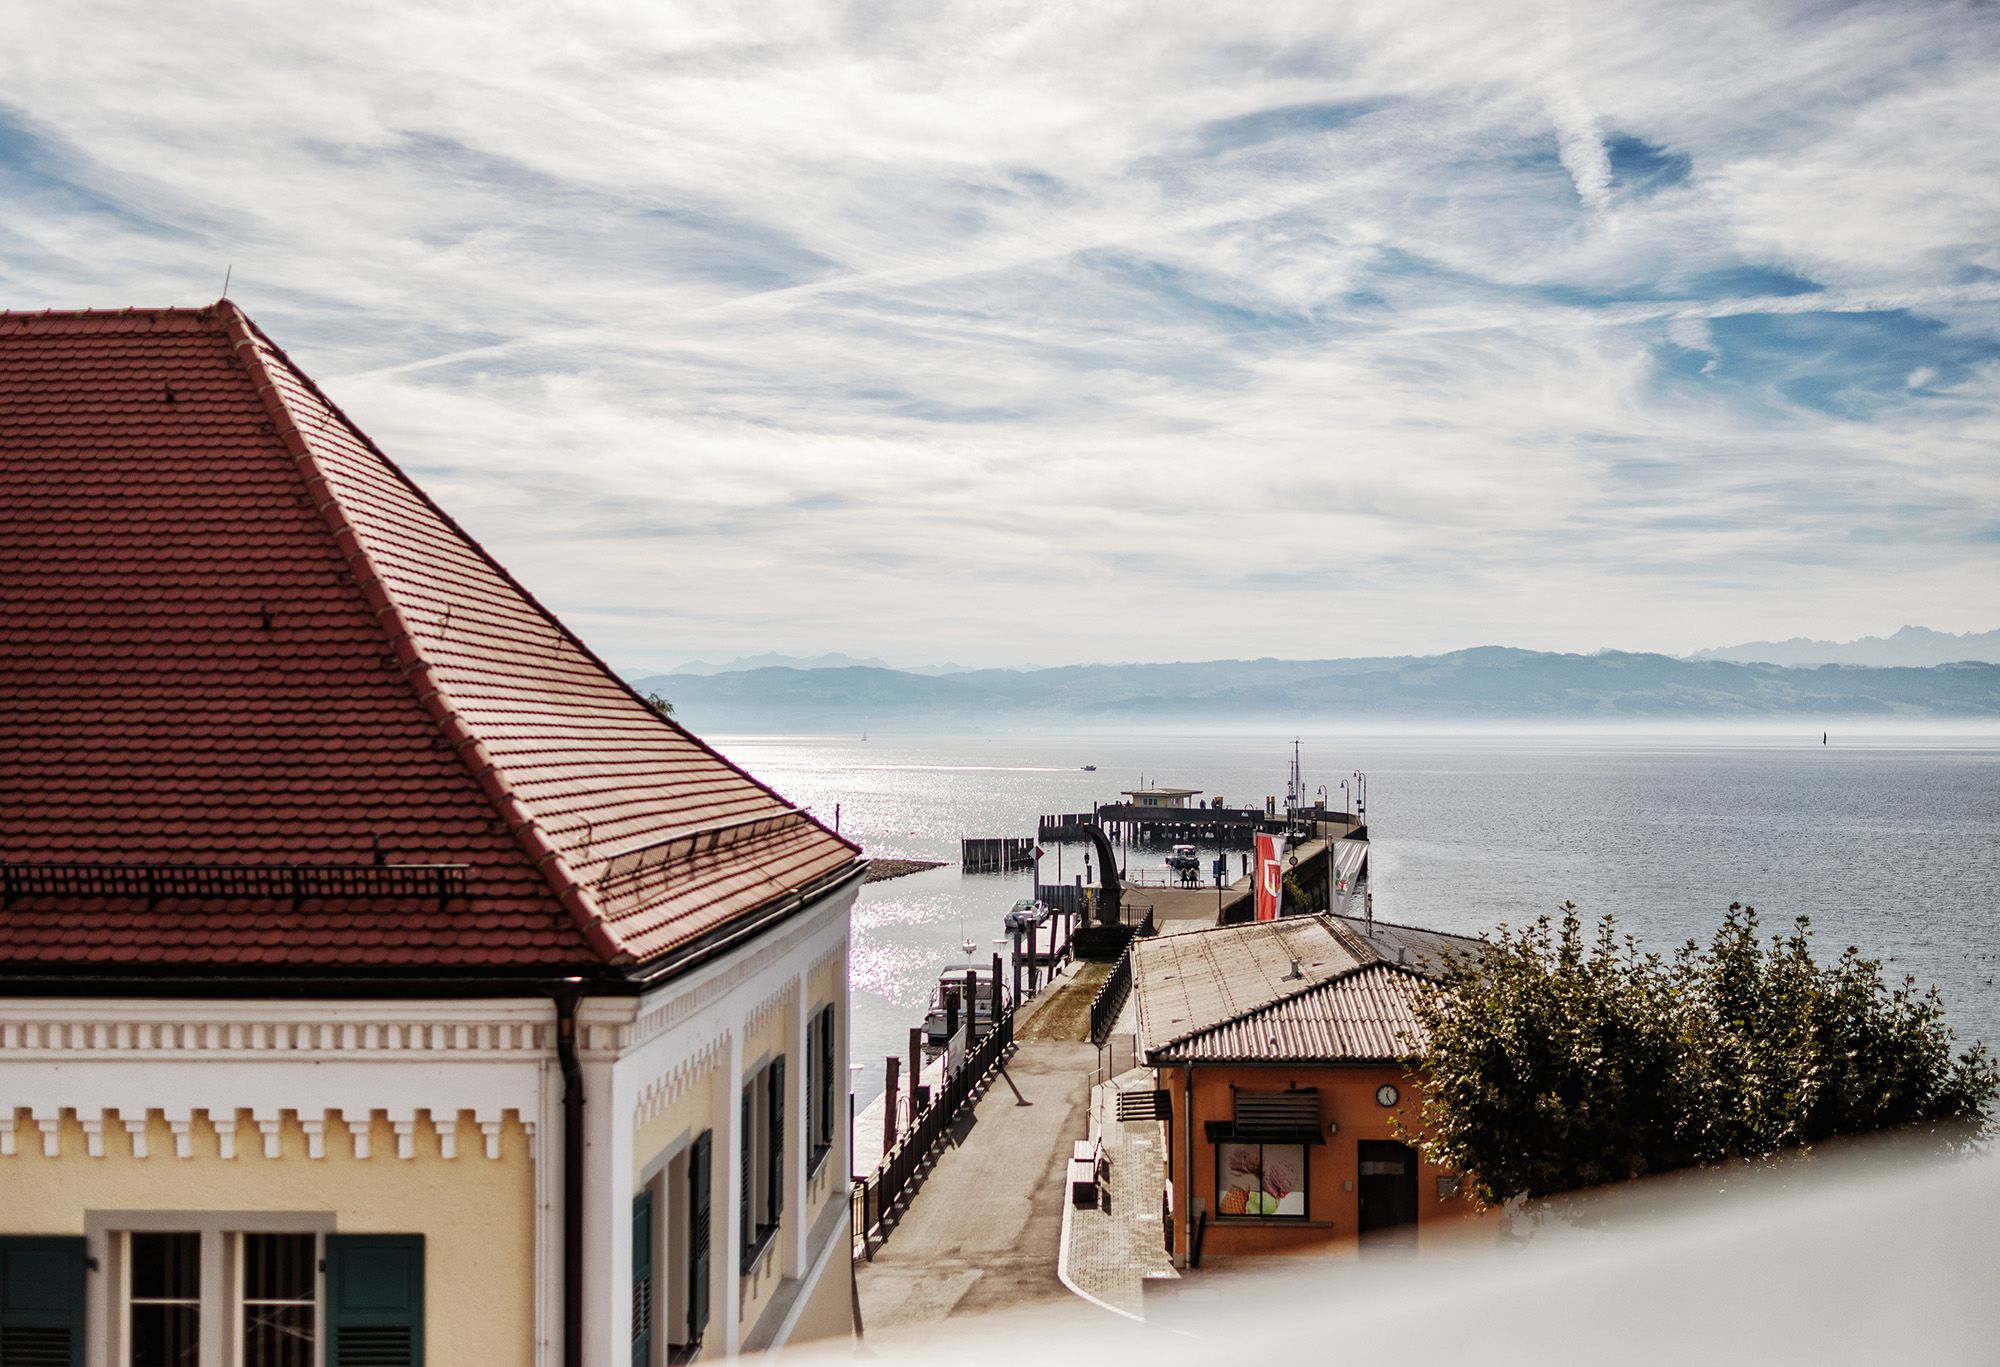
{"left": 1255, "top": 833, "right": 1282, "bottom": 921}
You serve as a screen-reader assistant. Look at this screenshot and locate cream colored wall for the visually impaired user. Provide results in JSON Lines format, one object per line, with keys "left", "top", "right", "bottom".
{"left": 785, "top": 1255, "right": 852, "bottom": 1347}
{"left": 1, "top": 1106, "right": 535, "bottom": 1367}
{"left": 632, "top": 1067, "right": 716, "bottom": 1186}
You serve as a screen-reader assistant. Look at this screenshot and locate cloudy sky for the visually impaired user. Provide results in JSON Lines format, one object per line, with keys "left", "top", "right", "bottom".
{"left": 5, "top": 1, "right": 1997, "bottom": 672}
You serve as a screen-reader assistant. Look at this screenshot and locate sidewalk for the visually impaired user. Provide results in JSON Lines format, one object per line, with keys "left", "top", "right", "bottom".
{"left": 853, "top": 1040, "right": 1096, "bottom": 1337}
{"left": 1058, "top": 1062, "right": 1180, "bottom": 1317}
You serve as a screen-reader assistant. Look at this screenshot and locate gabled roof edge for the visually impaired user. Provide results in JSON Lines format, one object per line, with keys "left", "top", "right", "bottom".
{"left": 213, "top": 301, "right": 858, "bottom": 867}
{"left": 215, "top": 300, "right": 631, "bottom": 967}
{"left": 1145, "top": 958, "right": 1432, "bottom": 1063}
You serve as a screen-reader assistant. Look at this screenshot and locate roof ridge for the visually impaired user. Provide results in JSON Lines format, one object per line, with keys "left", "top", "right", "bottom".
{"left": 215, "top": 300, "right": 628, "bottom": 966}
{"left": 1321, "top": 913, "right": 1383, "bottom": 964}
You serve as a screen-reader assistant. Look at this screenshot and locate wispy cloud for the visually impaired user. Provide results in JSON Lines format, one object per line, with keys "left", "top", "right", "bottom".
{"left": 2, "top": 0, "right": 1996, "bottom": 670}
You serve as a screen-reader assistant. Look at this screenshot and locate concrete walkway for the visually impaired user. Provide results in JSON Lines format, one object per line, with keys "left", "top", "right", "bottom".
{"left": 854, "top": 1040, "right": 1096, "bottom": 1338}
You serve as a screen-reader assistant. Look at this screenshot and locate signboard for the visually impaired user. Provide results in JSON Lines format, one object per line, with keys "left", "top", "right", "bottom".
{"left": 1255, "top": 833, "right": 1282, "bottom": 921}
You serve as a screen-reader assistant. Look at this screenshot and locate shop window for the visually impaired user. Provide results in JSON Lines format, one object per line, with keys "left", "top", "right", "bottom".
{"left": 1215, "top": 1141, "right": 1309, "bottom": 1218}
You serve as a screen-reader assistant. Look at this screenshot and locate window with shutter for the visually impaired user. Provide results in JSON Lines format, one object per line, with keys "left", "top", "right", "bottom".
{"left": 767, "top": 1056, "right": 785, "bottom": 1226}
{"left": 631, "top": 1192, "right": 653, "bottom": 1367}
{"left": 688, "top": 1132, "right": 711, "bottom": 1344}
{"left": 817, "top": 1006, "right": 836, "bottom": 1150}
{"left": 325, "top": 1234, "right": 423, "bottom": 1367}
{"left": 738, "top": 1085, "right": 755, "bottom": 1273}
{"left": 0, "top": 1236, "right": 85, "bottom": 1367}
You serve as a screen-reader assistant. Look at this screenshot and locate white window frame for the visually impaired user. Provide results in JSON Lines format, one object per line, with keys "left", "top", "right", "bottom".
{"left": 84, "top": 1211, "right": 336, "bottom": 1367}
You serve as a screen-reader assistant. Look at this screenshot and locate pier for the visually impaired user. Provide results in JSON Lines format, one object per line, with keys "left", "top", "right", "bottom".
{"left": 961, "top": 836, "right": 1035, "bottom": 872}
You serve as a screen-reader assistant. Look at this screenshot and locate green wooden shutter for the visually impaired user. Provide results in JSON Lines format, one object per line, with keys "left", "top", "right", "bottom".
{"left": 0, "top": 1236, "right": 86, "bottom": 1367}
{"left": 767, "top": 1056, "right": 785, "bottom": 1225}
{"left": 688, "top": 1131, "right": 711, "bottom": 1343}
{"left": 325, "top": 1234, "right": 424, "bottom": 1367}
{"left": 818, "top": 1006, "right": 836, "bottom": 1147}
{"left": 631, "top": 1191, "right": 653, "bottom": 1367}
{"left": 738, "top": 1085, "right": 755, "bottom": 1271}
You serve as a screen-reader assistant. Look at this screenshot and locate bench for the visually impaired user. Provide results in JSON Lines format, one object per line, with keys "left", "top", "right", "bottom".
{"left": 1069, "top": 1136, "right": 1104, "bottom": 1207}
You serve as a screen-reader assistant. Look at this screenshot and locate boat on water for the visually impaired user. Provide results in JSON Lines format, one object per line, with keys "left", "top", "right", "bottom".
{"left": 1081, "top": 764, "right": 1096, "bottom": 771}
{"left": 922, "top": 964, "right": 1012, "bottom": 1044}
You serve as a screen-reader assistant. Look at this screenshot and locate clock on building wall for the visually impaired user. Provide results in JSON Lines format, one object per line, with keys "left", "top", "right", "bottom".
{"left": 1375, "top": 1084, "right": 1400, "bottom": 1107}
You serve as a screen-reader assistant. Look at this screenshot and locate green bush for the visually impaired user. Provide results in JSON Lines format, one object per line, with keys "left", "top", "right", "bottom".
{"left": 1409, "top": 903, "right": 1996, "bottom": 1207}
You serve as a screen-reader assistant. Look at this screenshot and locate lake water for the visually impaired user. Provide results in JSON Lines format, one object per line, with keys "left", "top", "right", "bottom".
{"left": 708, "top": 733, "right": 2000, "bottom": 1108}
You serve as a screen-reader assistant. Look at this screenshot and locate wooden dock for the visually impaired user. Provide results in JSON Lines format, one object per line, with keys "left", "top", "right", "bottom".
{"left": 961, "top": 836, "right": 1034, "bottom": 872}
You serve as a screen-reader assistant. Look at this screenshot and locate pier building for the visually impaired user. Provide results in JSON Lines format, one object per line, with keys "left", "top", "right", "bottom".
{"left": 1127, "top": 914, "right": 1496, "bottom": 1265}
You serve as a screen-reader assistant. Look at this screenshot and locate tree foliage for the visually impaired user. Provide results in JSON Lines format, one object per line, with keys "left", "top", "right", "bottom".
{"left": 1409, "top": 903, "right": 1997, "bottom": 1207}
{"left": 643, "top": 691, "right": 674, "bottom": 719}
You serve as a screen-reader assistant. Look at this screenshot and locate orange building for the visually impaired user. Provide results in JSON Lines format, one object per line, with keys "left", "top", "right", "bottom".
{"left": 1130, "top": 914, "right": 1499, "bottom": 1265}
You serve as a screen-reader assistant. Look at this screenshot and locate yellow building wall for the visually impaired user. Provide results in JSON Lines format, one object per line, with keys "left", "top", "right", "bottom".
{"left": 785, "top": 1253, "right": 852, "bottom": 1346}
{"left": 632, "top": 1066, "right": 717, "bottom": 1187}
{"left": 0, "top": 1106, "right": 536, "bottom": 1366}
{"left": 1166, "top": 1064, "right": 1498, "bottom": 1261}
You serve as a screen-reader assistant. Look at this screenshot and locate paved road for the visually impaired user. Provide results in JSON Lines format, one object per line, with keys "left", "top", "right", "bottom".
{"left": 854, "top": 1040, "right": 1096, "bottom": 1337}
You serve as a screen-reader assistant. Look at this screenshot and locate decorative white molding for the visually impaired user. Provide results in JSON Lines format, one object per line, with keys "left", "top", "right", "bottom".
{"left": 631, "top": 1036, "right": 728, "bottom": 1132}
{"left": 302, "top": 1117, "right": 325, "bottom": 1159}
{"left": 0, "top": 1017, "right": 548, "bottom": 1060}
{"left": 437, "top": 1118, "right": 457, "bottom": 1159}
{"left": 625, "top": 894, "right": 846, "bottom": 1055}
{"left": 255, "top": 1109, "right": 283, "bottom": 1159}
{"left": 34, "top": 1106, "right": 60, "bottom": 1157}
{"left": 215, "top": 1116, "right": 238, "bottom": 1159}
{"left": 481, "top": 1119, "right": 503, "bottom": 1159}
{"left": 746, "top": 979, "right": 796, "bottom": 1037}
{"left": 347, "top": 1114, "right": 372, "bottom": 1160}
{"left": 83, "top": 1113, "right": 105, "bottom": 1157}
{"left": 124, "top": 1114, "right": 148, "bottom": 1158}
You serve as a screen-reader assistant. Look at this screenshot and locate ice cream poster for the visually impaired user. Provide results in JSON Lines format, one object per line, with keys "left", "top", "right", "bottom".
{"left": 1216, "top": 1142, "right": 1307, "bottom": 1217}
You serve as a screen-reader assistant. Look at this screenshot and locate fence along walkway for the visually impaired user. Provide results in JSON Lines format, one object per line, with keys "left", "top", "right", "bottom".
{"left": 853, "top": 1008, "right": 1015, "bottom": 1260}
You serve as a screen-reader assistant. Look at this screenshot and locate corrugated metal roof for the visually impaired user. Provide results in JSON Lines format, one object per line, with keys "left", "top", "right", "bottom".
{"left": 1330, "top": 915, "right": 1487, "bottom": 978}
{"left": 1156, "top": 964, "right": 1428, "bottom": 1064}
{"left": 1131, "top": 917, "right": 1366, "bottom": 1059}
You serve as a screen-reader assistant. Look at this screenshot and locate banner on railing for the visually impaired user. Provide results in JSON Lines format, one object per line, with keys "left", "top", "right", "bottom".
{"left": 943, "top": 1021, "right": 968, "bottom": 1077}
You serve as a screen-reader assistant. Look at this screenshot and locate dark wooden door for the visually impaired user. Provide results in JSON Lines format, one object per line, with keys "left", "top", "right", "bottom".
{"left": 1357, "top": 1140, "right": 1419, "bottom": 1253}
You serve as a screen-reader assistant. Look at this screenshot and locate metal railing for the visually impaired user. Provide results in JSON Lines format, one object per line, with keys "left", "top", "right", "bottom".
{"left": 0, "top": 861, "right": 469, "bottom": 909}
{"left": 852, "top": 1006, "right": 1015, "bottom": 1260}
{"left": 1089, "top": 938, "right": 1136, "bottom": 1047}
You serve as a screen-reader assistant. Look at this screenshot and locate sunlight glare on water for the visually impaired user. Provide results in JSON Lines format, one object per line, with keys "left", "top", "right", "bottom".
{"left": 709, "top": 733, "right": 2000, "bottom": 1108}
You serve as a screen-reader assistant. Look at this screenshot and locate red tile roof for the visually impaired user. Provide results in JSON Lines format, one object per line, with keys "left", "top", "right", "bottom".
{"left": 0, "top": 304, "right": 859, "bottom": 974}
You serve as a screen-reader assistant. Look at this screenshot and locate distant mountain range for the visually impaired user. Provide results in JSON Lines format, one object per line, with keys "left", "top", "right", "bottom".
{"left": 630, "top": 647, "right": 2000, "bottom": 733}
{"left": 1691, "top": 625, "right": 2000, "bottom": 668}
{"left": 659, "top": 652, "right": 1003, "bottom": 677}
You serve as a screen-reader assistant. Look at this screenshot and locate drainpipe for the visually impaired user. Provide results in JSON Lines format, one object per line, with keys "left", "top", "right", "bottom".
{"left": 1180, "top": 1062, "right": 1194, "bottom": 1268}
{"left": 554, "top": 984, "right": 587, "bottom": 1367}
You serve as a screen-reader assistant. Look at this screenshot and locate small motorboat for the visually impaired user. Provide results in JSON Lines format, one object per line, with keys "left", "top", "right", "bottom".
{"left": 923, "top": 965, "right": 1012, "bottom": 1044}
{"left": 1081, "top": 765, "right": 1097, "bottom": 771}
